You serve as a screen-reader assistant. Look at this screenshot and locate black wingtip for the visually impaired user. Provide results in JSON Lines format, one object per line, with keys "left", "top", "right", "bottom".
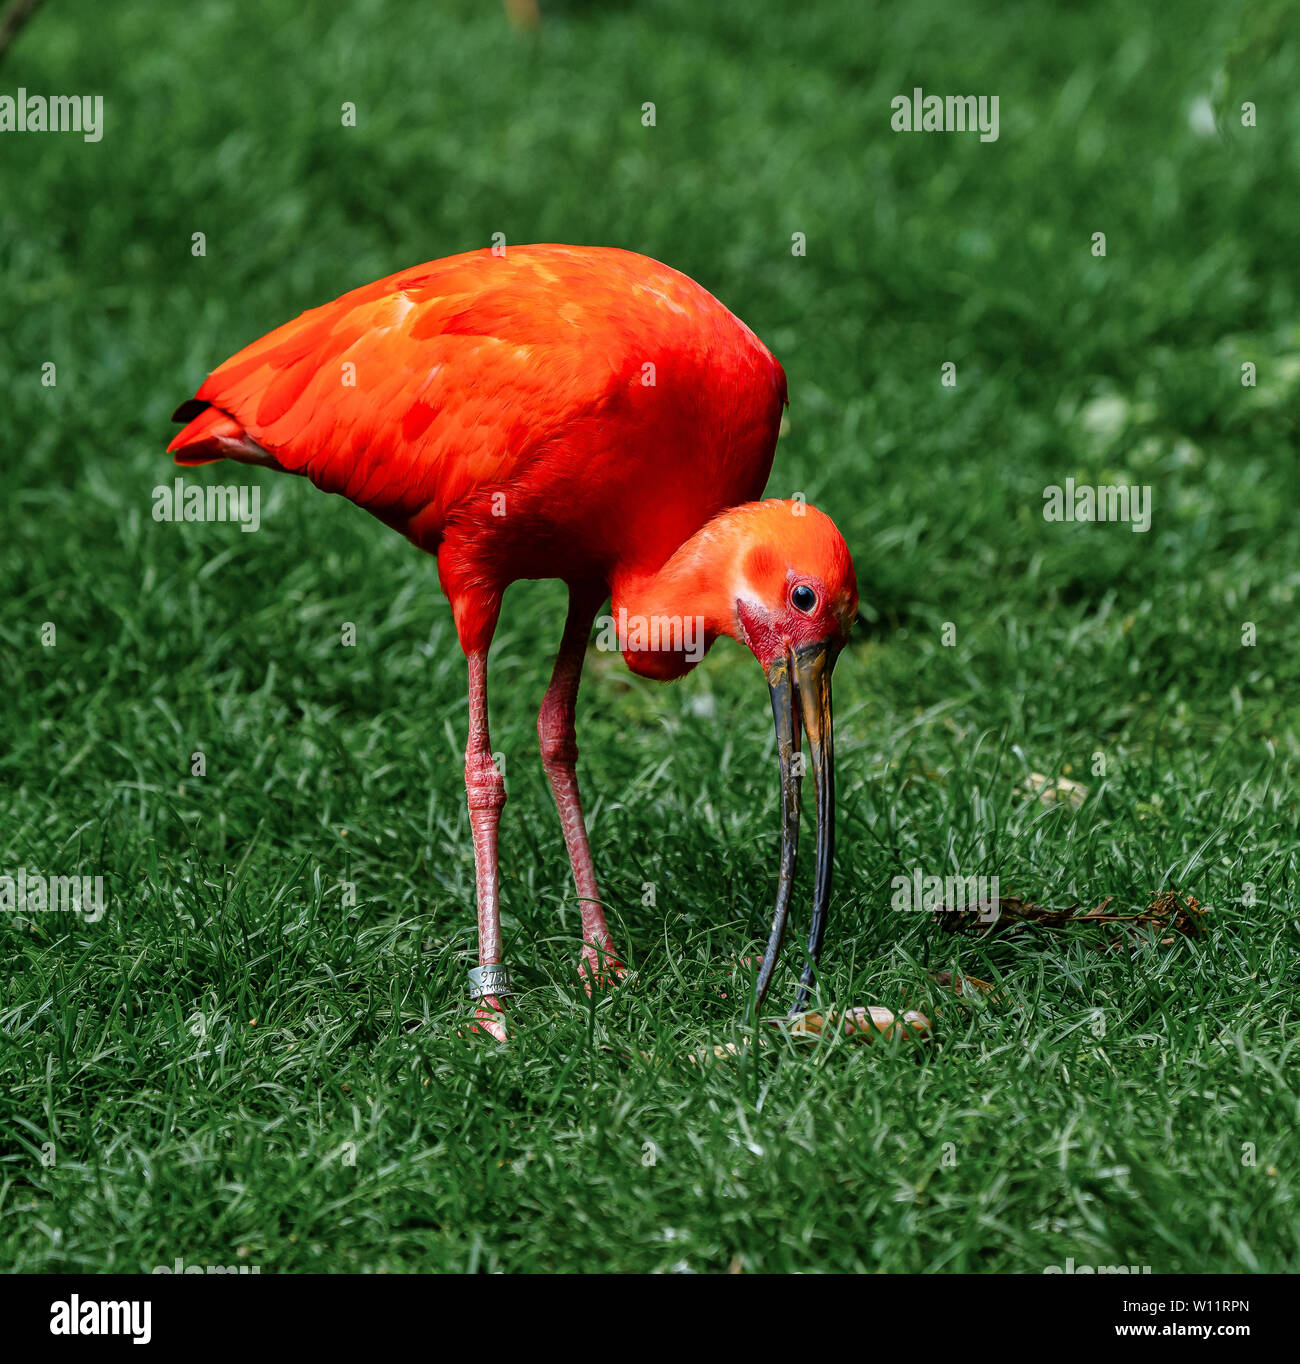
{"left": 171, "top": 398, "right": 209, "bottom": 424}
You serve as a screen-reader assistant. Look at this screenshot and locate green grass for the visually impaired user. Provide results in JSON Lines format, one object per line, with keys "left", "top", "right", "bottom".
{"left": 1, "top": 0, "right": 1297, "bottom": 1274}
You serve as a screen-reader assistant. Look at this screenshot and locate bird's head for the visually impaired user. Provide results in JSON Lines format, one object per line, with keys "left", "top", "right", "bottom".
{"left": 721, "top": 500, "right": 859, "bottom": 664}
{"left": 714, "top": 500, "right": 857, "bottom": 1012}
{"left": 614, "top": 498, "right": 858, "bottom": 1012}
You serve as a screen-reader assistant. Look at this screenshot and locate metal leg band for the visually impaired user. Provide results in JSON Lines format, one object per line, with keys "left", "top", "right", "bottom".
{"left": 468, "top": 964, "right": 514, "bottom": 1001}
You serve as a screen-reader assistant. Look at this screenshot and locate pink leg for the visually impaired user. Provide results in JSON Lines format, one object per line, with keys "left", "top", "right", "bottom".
{"left": 538, "top": 585, "right": 625, "bottom": 989}
{"left": 464, "top": 649, "right": 510, "bottom": 1041}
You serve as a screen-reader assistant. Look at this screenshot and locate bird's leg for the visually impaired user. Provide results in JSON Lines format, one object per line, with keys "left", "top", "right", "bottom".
{"left": 464, "top": 648, "right": 510, "bottom": 1041}
{"left": 538, "top": 585, "right": 625, "bottom": 991}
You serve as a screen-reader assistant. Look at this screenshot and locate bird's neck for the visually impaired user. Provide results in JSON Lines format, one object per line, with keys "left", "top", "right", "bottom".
{"left": 609, "top": 520, "right": 741, "bottom": 681}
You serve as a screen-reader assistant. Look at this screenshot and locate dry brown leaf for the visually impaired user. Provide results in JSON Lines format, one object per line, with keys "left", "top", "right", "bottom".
{"left": 927, "top": 969, "right": 1005, "bottom": 1002}
{"left": 935, "top": 888, "right": 1206, "bottom": 948}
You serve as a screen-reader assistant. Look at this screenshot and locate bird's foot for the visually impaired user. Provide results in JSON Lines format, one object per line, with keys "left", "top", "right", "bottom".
{"left": 579, "top": 940, "right": 627, "bottom": 994}
{"left": 462, "top": 963, "right": 514, "bottom": 1041}
{"left": 468, "top": 998, "right": 511, "bottom": 1043}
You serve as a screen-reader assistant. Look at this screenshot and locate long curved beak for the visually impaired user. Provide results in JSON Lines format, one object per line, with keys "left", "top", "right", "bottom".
{"left": 753, "top": 639, "right": 839, "bottom": 1015}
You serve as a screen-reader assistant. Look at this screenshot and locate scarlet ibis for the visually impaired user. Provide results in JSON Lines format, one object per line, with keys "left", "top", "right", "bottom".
{"left": 168, "top": 244, "right": 859, "bottom": 1039}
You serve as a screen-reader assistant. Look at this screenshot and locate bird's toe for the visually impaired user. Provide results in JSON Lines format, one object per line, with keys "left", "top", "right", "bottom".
{"left": 579, "top": 943, "right": 627, "bottom": 994}
{"left": 461, "top": 1000, "right": 512, "bottom": 1043}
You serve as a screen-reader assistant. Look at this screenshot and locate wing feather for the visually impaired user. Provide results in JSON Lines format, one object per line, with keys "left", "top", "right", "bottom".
{"left": 169, "top": 245, "right": 786, "bottom": 550}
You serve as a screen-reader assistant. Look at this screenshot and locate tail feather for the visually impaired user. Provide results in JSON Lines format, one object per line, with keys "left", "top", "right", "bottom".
{"left": 167, "top": 402, "right": 280, "bottom": 468}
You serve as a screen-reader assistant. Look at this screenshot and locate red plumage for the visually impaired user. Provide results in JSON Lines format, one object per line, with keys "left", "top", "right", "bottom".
{"left": 169, "top": 244, "right": 786, "bottom": 651}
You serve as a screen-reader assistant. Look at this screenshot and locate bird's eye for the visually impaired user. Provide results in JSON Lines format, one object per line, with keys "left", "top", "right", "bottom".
{"left": 791, "top": 584, "right": 817, "bottom": 613}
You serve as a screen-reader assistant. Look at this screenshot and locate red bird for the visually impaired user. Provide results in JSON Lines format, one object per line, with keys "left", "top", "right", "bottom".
{"left": 168, "top": 244, "right": 858, "bottom": 1039}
